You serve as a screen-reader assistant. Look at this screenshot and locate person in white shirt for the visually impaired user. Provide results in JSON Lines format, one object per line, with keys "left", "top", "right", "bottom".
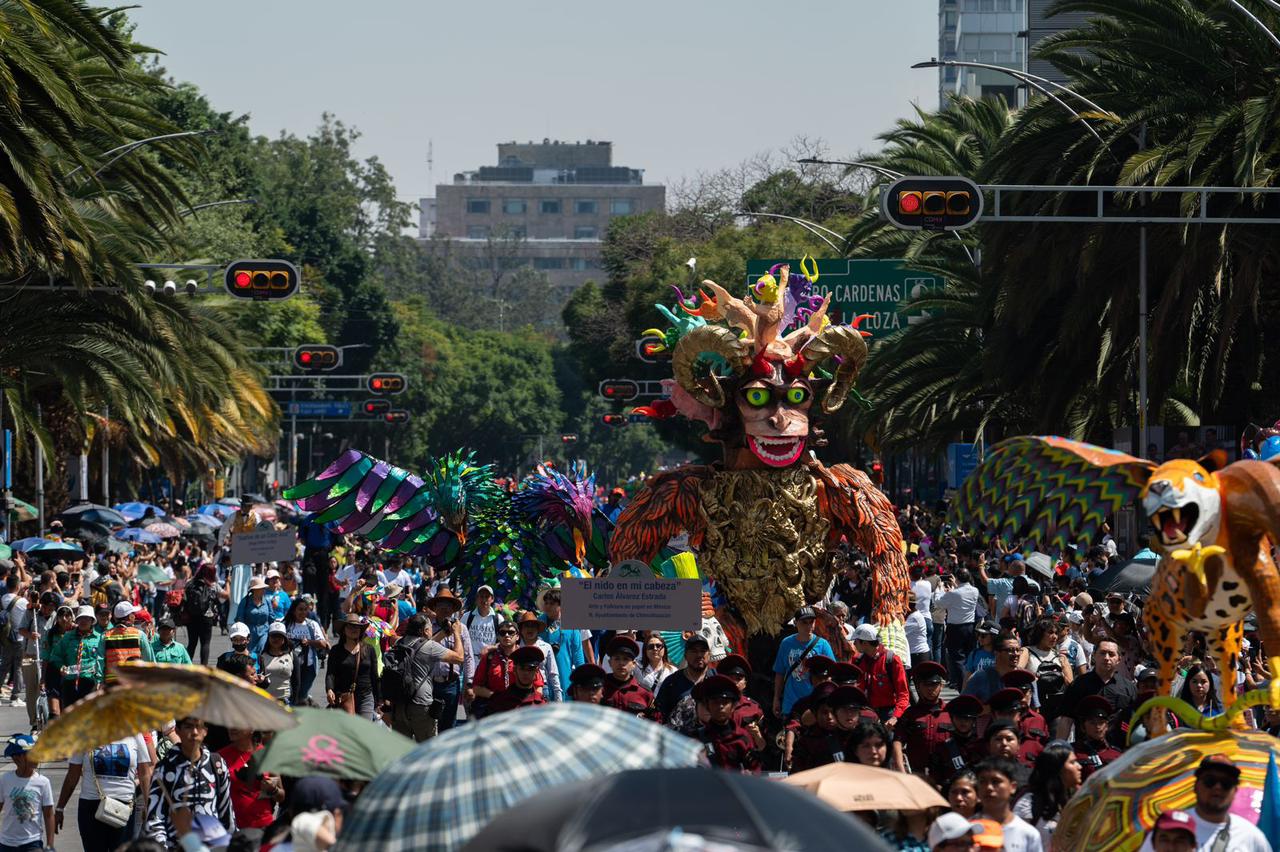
{"left": 938, "top": 569, "right": 982, "bottom": 688}
{"left": 904, "top": 590, "right": 930, "bottom": 668}
{"left": 976, "top": 757, "right": 1044, "bottom": 852}
{"left": 1137, "top": 755, "right": 1272, "bottom": 852}
{"left": 463, "top": 584, "right": 507, "bottom": 652}
{"left": 0, "top": 734, "right": 54, "bottom": 852}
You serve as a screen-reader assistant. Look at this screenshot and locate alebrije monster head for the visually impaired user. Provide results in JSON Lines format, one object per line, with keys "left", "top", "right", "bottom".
{"left": 514, "top": 461, "right": 597, "bottom": 565}
{"left": 424, "top": 451, "right": 498, "bottom": 545}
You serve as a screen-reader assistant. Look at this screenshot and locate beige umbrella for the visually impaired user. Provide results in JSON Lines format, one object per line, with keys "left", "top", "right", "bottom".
{"left": 782, "top": 763, "right": 948, "bottom": 812}
{"left": 117, "top": 661, "right": 298, "bottom": 732}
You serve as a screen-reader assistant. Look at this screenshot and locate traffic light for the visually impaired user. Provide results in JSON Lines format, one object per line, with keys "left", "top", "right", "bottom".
{"left": 293, "top": 344, "right": 340, "bottom": 372}
{"left": 367, "top": 374, "right": 406, "bottom": 395}
{"left": 384, "top": 410, "right": 410, "bottom": 423}
{"left": 360, "top": 399, "right": 391, "bottom": 416}
{"left": 601, "top": 414, "right": 629, "bottom": 427}
{"left": 870, "top": 460, "right": 884, "bottom": 486}
{"left": 223, "top": 259, "right": 300, "bottom": 300}
{"left": 561, "top": 434, "right": 578, "bottom": 444}
{"left": 881, "top": 176, "right": 983, "bottom": 232}
{"left": 599, "top": 380, "right": 640, "bottom": 402}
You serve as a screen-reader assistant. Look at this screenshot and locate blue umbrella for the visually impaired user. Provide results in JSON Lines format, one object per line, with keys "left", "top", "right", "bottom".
{"left": 195, "top": 503, "right": 234, "bottom": 518}
{"left": 9, "top": 538, "right": 48, "bottom": 553}
{"left": 113, "top": 501, "right": 166, "bottom": 521}
{"left": 338, "top": 702, "right": 706, "bottom": 852}
{"left": 114, "top": 528, "right": 162, "bottom": 545}
{"left": 184, "top": 513, "right": 223, "bottom": 529}
{"left": 27, "top": 540, "right": 85, "bottom": 559}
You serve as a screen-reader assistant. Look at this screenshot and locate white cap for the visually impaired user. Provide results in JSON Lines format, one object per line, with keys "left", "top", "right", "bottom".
{"left": 265, "top": 569, "right": 280, "bottom": 580}
{"left": 248, "top": 576, "right": 267, "bottom": 590}
{"left": 113, "top": 601, "right": 140, "bottom": 620}
{"left": 268, "top": 621, "right": 288, "bottom": 635}
{"left": 75, "top": 605, "right": 95, "bottom": 621}
{"left": 853, "top": 623, "right": 880, "bottom": 643}
{"left": 928, "top": 812, "right": 981, "bottom": 848}
{"left": 477, "top": 584, "right": 495, "bottom": 596}
{"left": 229, "top": 622, "right": 250, "bottom": 639}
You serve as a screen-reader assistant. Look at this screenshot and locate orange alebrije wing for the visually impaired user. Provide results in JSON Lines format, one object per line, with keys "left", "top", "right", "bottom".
{"left": 822, "top": 463, "right": 911, "bottom": 626}
{"left": 609, "top": 466, "right": 711, "bottom": 564}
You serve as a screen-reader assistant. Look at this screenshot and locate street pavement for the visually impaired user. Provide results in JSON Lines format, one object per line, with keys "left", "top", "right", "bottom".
{"left": 0, "top": 627, "right": 324, "bottom": 851}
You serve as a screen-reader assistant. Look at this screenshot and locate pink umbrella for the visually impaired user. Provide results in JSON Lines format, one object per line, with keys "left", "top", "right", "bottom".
{"left": 143, "top": 522, "right": 182, "bottom": 539}
{"left": 253, "top": 504, "right": 278, "bottom": 523}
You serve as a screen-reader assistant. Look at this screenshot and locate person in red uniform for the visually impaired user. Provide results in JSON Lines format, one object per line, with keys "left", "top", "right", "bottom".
{"left": 716, "top": 654, "right": 766, "bottom": 755}
{"left": 1001, "top": 668, "right": 1050, "bottom": 743}
{"left": 852, "top": 624, "right": 910, "bottom": 728}
{"left": 601, "top": 636, "right": 653, "bottom": 716}
{"left": 691, "top": 675, "right": 760, "bottom": 772}
{"left": 930, "top": 694, "right": 985, "bottom": 784}
{"left": 1072, "top": 694, "right": 1122, "bottom": 782}
{"left": 988, "top": 688, "right": 1044, "bottom": 767}
{"left": 472, "top": 620, "right": 540, "bottom": 718}
{"left": 898, "top": 661, "right": 950, "bottom": 778}
{"left": 789, "top": 683, "right": 848, "bottom": 771}
{"left": 569, "top": 664, "right": 606, "bottom": 704}
{"left": 486, "top": 645, "right": 548, "bottom": 714}
{"left": 828, "top": 661, "right": 863, "bottom": 686}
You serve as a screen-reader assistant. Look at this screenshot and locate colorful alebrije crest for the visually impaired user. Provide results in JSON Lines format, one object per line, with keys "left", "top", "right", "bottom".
{"left": 948, "top": 436, "right": 1155, "bottom": 551}
{"left": 513, "top": 462, "right": 596, "bottom": 529}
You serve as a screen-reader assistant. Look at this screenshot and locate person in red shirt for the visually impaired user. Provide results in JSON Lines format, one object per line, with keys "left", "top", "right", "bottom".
{"left": 472, "top": 621, "right": 541, "bottom": 717}
{"left": 852, "top": 624, "right": 910, "bottom": 728}
{"left": 218, "top": 728, "right": 283, "bottom": 846}
{"left": 898, "top": 661, "right": 951, "bottom": 778}
{"left": 716, "top": 654, "right": 765, "bottom": 755}
{"left": 692, "top": 675, "right": 760, "bottom": 772}
{"left": 487, "top": 646, "right": 548, "bottom": 714}
{"left": 601, "top": 636, "right": 653, "bottom": 716}
{"left": 789, "top": 683, "right": 847, "bottom": 772}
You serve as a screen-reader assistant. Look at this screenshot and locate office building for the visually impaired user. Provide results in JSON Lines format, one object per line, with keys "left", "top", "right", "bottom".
{"left": 937, "top": 0, "right": 1026, "bottom": 106}
{"left": 1025, "top": 1, "right": 1093, "bottom": 86}
{"left": 421, "top": 140, "right": 665, "bottom": 290}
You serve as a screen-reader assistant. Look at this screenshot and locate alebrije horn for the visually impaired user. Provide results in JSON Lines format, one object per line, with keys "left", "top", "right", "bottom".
{"left": 671, "top": 325, "right": 751, "bottom": 408}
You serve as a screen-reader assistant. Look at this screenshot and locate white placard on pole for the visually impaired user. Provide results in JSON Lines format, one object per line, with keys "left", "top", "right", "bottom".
{"left": 561, "top": 576, "right": 701, "bottom": 631}
{"left": 229, "top": 528, "right": 297, "bottom": 564}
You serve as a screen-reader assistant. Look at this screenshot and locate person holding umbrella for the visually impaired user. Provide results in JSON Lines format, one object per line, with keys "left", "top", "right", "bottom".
{"left": 143, "top": 717, "right": 235, "bottom": 848}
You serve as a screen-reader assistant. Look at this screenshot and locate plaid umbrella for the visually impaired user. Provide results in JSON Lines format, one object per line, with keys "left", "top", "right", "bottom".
{"left": 338, "top": 702, "right": 706, "bottom": 852}
{"left": 143, "top": 521, "right": 182, "bottom": 539}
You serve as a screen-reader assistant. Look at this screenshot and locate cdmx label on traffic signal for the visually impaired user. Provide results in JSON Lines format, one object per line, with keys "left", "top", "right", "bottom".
{"left": 880, "top": 176, "right": 983, "bottom": 232}
{"left": 223, "top": 259, "right": 300, "bottom": 300}
{"left": 293, "top": 345, "right": 340, "bottom": 372}
{"left": 367, "top": 374, "right": 406, "bottom": 395}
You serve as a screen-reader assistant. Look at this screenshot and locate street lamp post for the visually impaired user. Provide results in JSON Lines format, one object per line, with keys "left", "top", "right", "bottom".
{"left": 64, "top": 129, "right": 218, "bottom": 181}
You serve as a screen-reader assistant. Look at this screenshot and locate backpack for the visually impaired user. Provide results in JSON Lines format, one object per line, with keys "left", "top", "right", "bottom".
{"left": 184, "top": 581, "right": 218, "bottom": 623}
{"left": 0, "top": 598, "right": 20, "bottom": 647}
{"left": 381, "top": 639, "right": 424, "bottom": 705}
{"left": 1015, "top": 596, "right": 1039, "bottom": 636}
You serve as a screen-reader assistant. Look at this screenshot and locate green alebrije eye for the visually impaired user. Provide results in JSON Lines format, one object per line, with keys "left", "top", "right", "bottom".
{"left": 787, "top": 388, "right": 808, "bottom": 404}
{"left": 745, "top": 388, "right": 769, "bottom": 407}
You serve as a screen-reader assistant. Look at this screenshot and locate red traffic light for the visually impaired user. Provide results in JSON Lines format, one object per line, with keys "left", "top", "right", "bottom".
{"left": 224, "top": 259, "right": 300, "bottom": 300}
{"left": 601, "top": 414, "right": 628, "bottom": 427}
{"left": 293, "top": 345, "right": 339, "bottom": 372}
{"left": 367, "top": 373, "right": 406, "bottom": 395}
{"left": 598, "top": 380, "right": 640, "bottom": 402}
{"left": 881, "top": 176, "right": 983, "bottom": 232}
{"left": 384, "top": 410, "right": 410, "bottom": 423}
{"left": 361, "top": 399, "right": 391, "bottom": 416}
{"left": 561, "top": 434, "right": 578, "bottom": 443}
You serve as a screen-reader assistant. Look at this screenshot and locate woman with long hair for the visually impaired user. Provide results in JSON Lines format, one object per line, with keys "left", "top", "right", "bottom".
{"left": 284, "top": 597, "right": 329, "bottom": 706}
{"left": 325, "top": 614, "right": 379, "bottom": 719}
{"left": 1023, "top": 618, "right": 1074, "bottom": 684}
{"left": 848, "top": 719, "right": 893, "bottom": 768}
{"left": 1013, "top": 742, "right": 1082, "bottom": 848}
{"left": 636, "top": 635, "right": 676, "bottom": 692}
{"left": 1176, "top": 664, "right": 1224, "bottom": 720}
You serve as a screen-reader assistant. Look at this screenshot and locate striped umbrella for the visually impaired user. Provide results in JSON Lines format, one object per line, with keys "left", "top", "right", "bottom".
{"left": 337, "top": 702, "right": 706, "bottom": 852}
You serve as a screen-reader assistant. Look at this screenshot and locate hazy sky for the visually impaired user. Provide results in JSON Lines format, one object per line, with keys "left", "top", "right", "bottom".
{"left": 129, "top": 1, "right": 938, "bottom": 204}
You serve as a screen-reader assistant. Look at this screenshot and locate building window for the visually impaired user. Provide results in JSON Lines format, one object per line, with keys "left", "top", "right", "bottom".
{"left": 466, "top": 199, "right": 490, "bottom": 214}
{"left": 574, "top": 226, "right": 597, "bottom": 239}
{"left": 466, "top": 225, "right": 489, "bottom": 239}
{"left": 509, "top": 226, "right": 526, "bottom": 239}
{"left": 570, "top": 258, "right": 589, "bottom": 271}
{"left": 533, "top": 257, "right": 565, "bottom": 270}
{"left": 503, "top": 199, "right": 527, "bottom": 215}
{"left": 610, "top": 199, "right": 634, "bottom": 215}
{"left": 540, "top": 200, "right": 562, "bottom": 214}
{"left": 574, "top": 200, "right": 598, "bottom": 215}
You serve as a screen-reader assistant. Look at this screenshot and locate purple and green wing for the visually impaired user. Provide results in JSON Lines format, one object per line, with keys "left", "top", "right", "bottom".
{"left": 282, "top": 449, "right": 458, "bottom": 562}
{"left": 949, "top": 435, "right": 1155, "bottom": 550}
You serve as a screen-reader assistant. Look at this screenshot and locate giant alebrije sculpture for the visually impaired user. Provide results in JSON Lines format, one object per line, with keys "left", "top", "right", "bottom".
{"left": 612, "top": 260, "right": 910, "bottom": 645}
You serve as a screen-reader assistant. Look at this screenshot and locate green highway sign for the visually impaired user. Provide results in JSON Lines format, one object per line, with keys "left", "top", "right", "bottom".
{"left": 743, "top": 259, "right": 941, "bottom": 334}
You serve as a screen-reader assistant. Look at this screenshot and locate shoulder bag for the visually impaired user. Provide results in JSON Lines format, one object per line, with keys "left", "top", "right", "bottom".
{"left": 90, "top": 751, "right": 133, "bottom": 829}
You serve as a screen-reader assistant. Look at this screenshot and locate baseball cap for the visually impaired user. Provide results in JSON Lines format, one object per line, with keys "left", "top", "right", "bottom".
{"left": 158, "top": 616, "right": 176, "bottom": 630}
{"left": 1154, "top": 810, "right": 1196, "bottom": 838}
{"left": 3, "top": 734, "right": 35, "bottom": 758}
{"left": 927, "top": 812, "right": 981, "bottom": 849}
{"left": 268, "top": 621, "right": 288, "bottom": 635}
{"left": 229, "top": 622, "right": 250, "bottom": 640}
{"left": 972, "top": 818, "right": 1004, "bottom": 849}
{"left": 113, "top": 601, "right": 139, "bottom": 620}
{"left": 1196, "top": 754, "right": 1241, "bottom": 782}
{"left": 852, "top": 623, "right": 879, "bottom": 643}
{"left": 477, "top": 584, "right": 495, "bottom": 596}
{"left": 795, "top": 606, "right": 816, "bottom": 622}
{"left": 265, "top": 569, "right": 280, "bottom": 579}
{"left": 75, "top": 605, "right": 95, "bottom": 621}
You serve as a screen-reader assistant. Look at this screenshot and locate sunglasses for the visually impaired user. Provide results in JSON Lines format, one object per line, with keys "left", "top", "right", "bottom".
{"left": 646, "top": 643, "right": 665, "bottom": 649}
{"left": 516, "top": 663, "right": 540, "bottom": 671}
{"left": 1198, "top": 774, "right": 1237, "bottom": 790}
{"left": 498, "top": 630, "right": 518, "bottom": 636}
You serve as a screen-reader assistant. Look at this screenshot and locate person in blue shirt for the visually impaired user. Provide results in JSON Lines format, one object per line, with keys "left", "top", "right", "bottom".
{"left": 604, "top": 489, "right": 626, "bottom": 524}
{"left": 539, "top": 588, "right": 585, "bottom": 699}
{"left": 263, "top": 570, "right": 291, "bottom": 620}
{"left": 772, "top": 607, "right": 834, "bottom": 718}
{"left": 234, "top": 576, "right": 273, "bottom": 655}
